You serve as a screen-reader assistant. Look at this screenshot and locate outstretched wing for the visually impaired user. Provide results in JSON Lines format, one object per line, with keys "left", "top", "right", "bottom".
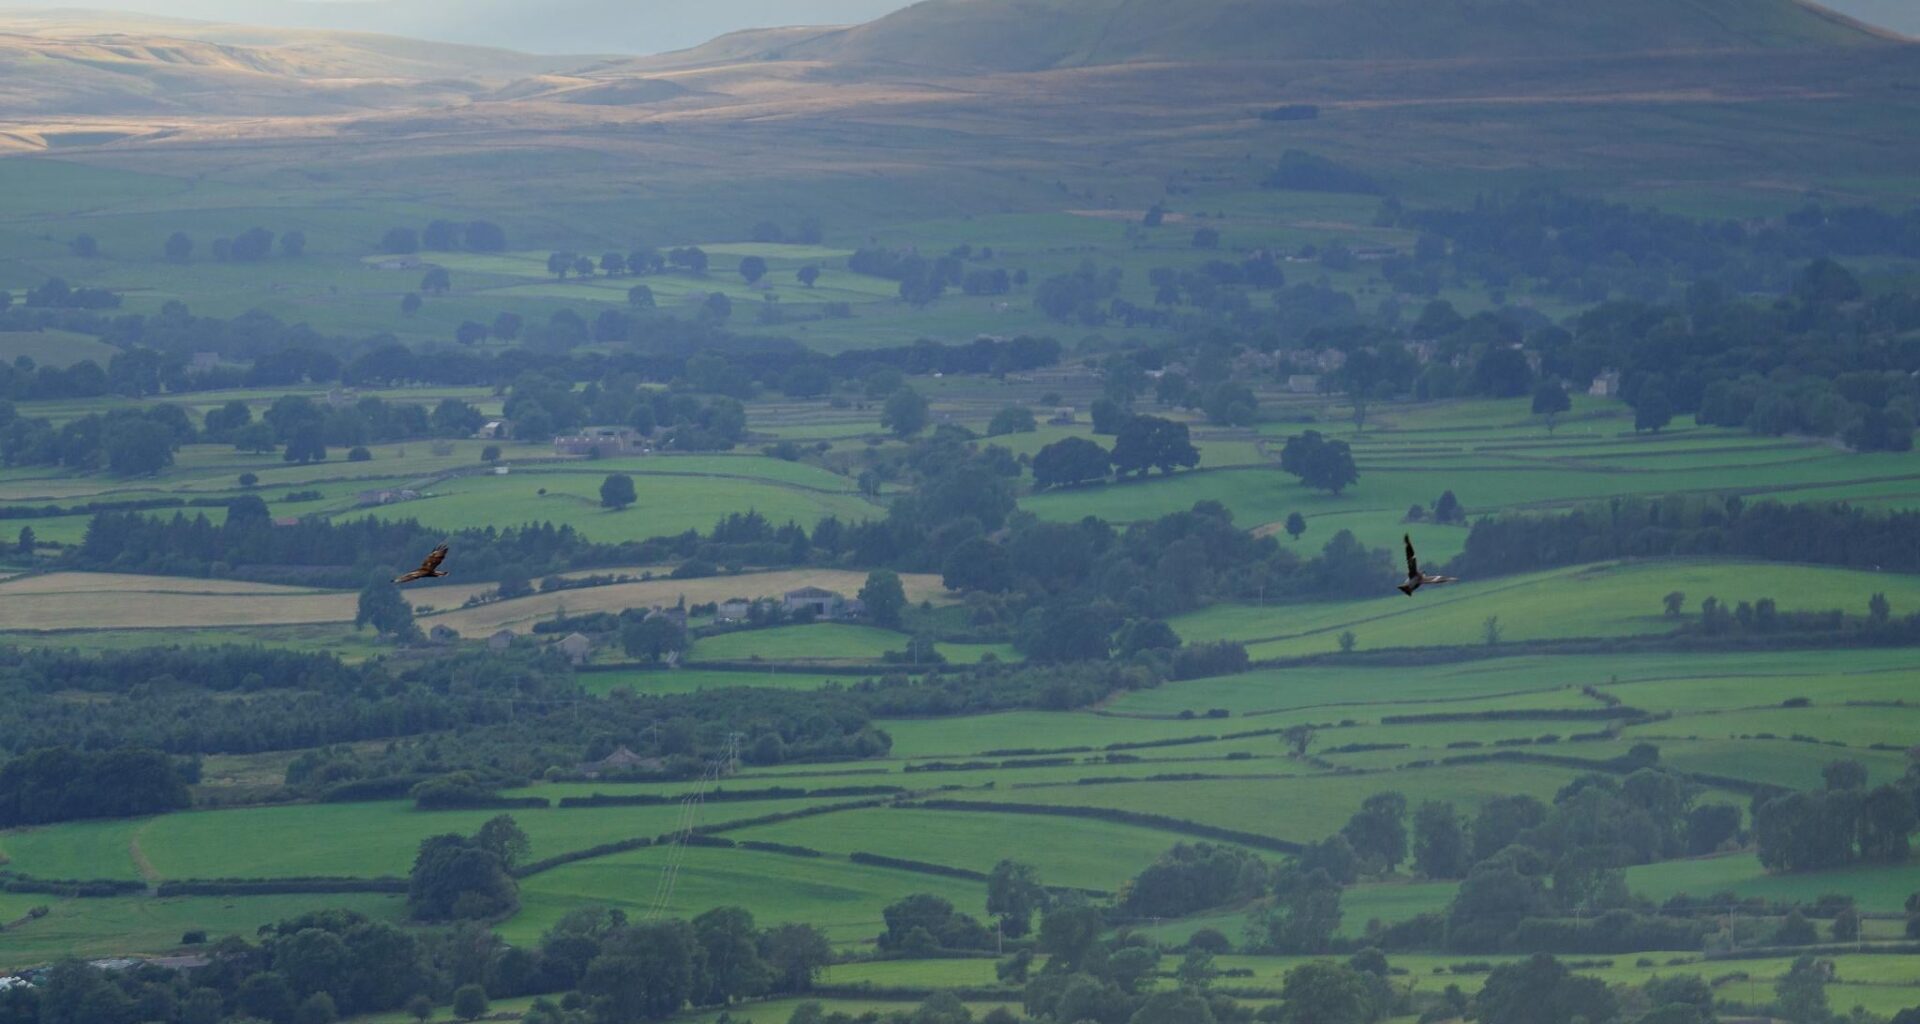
{"left": 1403, "top": 534, "right": 1419, "bottom": 576}
{"left": 419, "top": 543, "right": 448, "bottom": 575}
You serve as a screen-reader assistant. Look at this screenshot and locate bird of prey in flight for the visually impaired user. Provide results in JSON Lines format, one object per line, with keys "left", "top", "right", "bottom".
{"left": 1397, "top": 535, "right": 1457, "bottom": 596}
{"left": 394, "top": 543, "right": 449, "bottom": 584}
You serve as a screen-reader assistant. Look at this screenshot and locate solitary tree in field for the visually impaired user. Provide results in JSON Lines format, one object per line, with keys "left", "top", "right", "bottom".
{"left": 400, "top": 293, "right": 423, "bottom": 317}
{"left": 797, "top": 265, "right": 821, "bottom": 288}
{"left": 1531, "top": 382, "right": 1571, "bottom": 433}
{"left": 986, "top": 860, "right": 1045, "bottom": 939}
{"left": 455, "top": 320, "right": 487, "bottom": 346}
{"left": 1482, "top": 616, "right": 1502, "bottom": 646}
{"left": 420, "top": 267, "right": 451, "bottom": 295}
{"left": 599, "top": 473, "right": 637, "bottom": 510}
{"left": 1870, "top": 592, "right": 1890, "bottom": 624}
{"left": 622, "top": 616, "right": 687, "bottom": 663}
{"left": 1634, "top": 385, "right": 1674, "bottom": 433}
{"left": 280, "top": 231, "right": 306, "bottom": 258}
{"left": 1112, "top": 415, "right": 1200, "bottom": 477}
{"left": 1286, "top": 512, "right": 1307, "bottom": 542}
{"left": 381, "top": 227, "right": 419, "bottom": 255}
{"left": 881, "top": 387, "right": 930, "bottom": 439}
{"left": 1663, "top": 591, "right": 1686, "bottom": 617}
{"left": 572, "top": 255, "right": 596, "bottom": 279}
{"left": 1280, "top": 431, "right": 1359, "bottom": 495}
{"left": 491, "top": 311, "right": 523, "bottom": 340}
{"left": 1338, "top": 631, "right": 1357, "bottom": 654}
{"left": 405, "top": 995, "right": 433, "bottom": 1022}
{"left": 859, "top": 570, "right": 908, "bottom": 628}
{"left": 481, "top": 445, "right": 501, "bottom": 464}
{"left": 739, "top": 256, "right": 769, "bottom": 285}
{"left": 451, "top": 985, "right": 488, "bottom": 1022}
{"left": 164, "top": 231, "right": 193, "bottom": 263}
{"left": 16, "top": 527, "right": 34, "bottom": 555}
{"left": 356, "top": 577, "right": 418, "bottom": 641}
{"left": 628, "top": 284, "right": 655, "bottom": 309}
{"left": 1031, "top": 437, "right": 1111, "bottom": 489}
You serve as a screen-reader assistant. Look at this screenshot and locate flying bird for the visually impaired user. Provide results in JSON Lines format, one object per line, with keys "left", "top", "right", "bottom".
{"left": 394, "top": 543, "right": 449, "bottom": 585}
{"left": 1397, "top": 534, "right": 1457, "bottom": 596}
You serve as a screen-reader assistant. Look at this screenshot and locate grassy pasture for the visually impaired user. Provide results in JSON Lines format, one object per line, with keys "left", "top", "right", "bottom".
{"left": 0, "top": 571, "right": 352, "bottom": 631}
{"left": 1625, "top": 852, "right": 1920, "bottom": 913}
{"left": 0, "top": 329, "right": 121, "bottom": 368}
{"left": 933, "top": 763, "right": 1604, "bottom": 845}
{"left": 684, "top": 624, "right": 879, "bottom": 663}
{"left": 1626, "top": 704, "right": 1920, "bottom": 750}
{"left": 730, "top": 807, "right": 1264, "bottom": 890}
{"left": 1211, "top": 561, "right": 1920, "bottom": 659}
{"left": 341, "top": 467, "right": 878, "bottom": 544}
{"left": 0, "top": 892, "right": 407, "bottom": 971}
{"left": 0, "top": 797, "right": 851, "bottom": 883}
{"left": 505, "top": 846, "right": 984, "bottom": 947}
{"left": 426, "top": 571, "right": 944, "bottom": 636}
{"left": 574, "top": 668, "right": 859, "bottom": 696}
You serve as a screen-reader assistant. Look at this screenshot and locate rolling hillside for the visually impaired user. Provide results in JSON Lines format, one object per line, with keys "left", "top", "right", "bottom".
{"left": 660, "top": 0, "right": 1897, "bottom": 71}
{"left": 0, "top": 10, "right": 581, "bottom": 118}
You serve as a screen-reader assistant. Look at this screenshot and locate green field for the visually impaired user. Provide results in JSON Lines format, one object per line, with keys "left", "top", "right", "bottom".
{"left": 1, "top": 797, "right": 850, "bottom": 881}
{"left": 505, "top": 845, "right": 986, "bottom": 947}
{"left": 1193, "top": 561, "right": 1920, "bottom": 658}
{"left": 0, "top": 892, "right": 408, "bottom": 970}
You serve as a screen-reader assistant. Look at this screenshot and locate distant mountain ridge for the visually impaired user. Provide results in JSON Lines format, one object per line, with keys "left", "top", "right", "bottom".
{"left": 656, "top": 0, "right": 1898, "bottom": 71}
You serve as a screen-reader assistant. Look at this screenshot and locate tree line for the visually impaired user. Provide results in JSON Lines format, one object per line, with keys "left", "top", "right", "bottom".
{"left": 1451, "top": 495, "right": 1920, "bottom": 578}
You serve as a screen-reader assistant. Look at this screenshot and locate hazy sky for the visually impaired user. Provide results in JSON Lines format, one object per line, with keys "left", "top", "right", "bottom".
{"left": 0, "top": 0, "right": 920, "bottom": 53}
{"left": 2, "top": 0, "right": 1910, "bottom": 54}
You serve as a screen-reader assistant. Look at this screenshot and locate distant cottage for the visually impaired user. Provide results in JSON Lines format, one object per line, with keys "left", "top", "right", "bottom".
{"left": 1589, "top": 370, "right": 1622, "bottom": 398}
{"left": 488, "top": 629, "right": 515, "bottom": 652}
{"left": 557, "top": 632, "right": 593, "bottom": 664}
{"left": 782, "top": 587, "right": 864, "bottom": 621}
{"left": 578, "top": 745, "right": 664, "bottom": 779}
{"left": 553, "top": 426, "right": 646, "bottom": 457}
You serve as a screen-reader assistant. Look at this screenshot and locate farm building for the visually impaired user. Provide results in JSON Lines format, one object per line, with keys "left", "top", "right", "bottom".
{"left": 782, "top": 586, "right": 844, "bottom": 618}
{"left": 578, "top": 745, "right": 663, "bottom": 779}
{"left": 1589, "top": 370, "right": 1622, "bottom": 397}
{"left": 1287, "top": 374, "right": 1321, "bottom": 394}
{"left": 553, "top": 426, "right": 646, "bottom": 457}
{"left": 357, "top": 488, "right": 420, "bottom": 507}
{"left": 717, "top": 599, "right": 754, "bottom": 621}
{"left": 557, "top": 632, "right": 593, "bottom": 664}
{"left": 645, "top": 606, "right": 688, "bottom": 629}
{"left": 472, "top": 420, "right": 511, "bottom": 440}
{"left": 488, "top": 629, "right": 515, "bottom": 651}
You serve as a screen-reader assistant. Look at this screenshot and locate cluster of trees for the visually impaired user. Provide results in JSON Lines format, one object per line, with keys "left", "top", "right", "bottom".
{"left": 1357, "top": 759, "right": 1771, "bottom": 953}
{"left": 0, "top": 746, "right": 189, "bottom": 826}
{"left": 1579, "top": 262, "right": 1920, "bottom": 450}
{"left": 15, "top": 276, "right": 120, "bottom": 310}
{"left": 0, "top": 402, "right": 192, "bottom": 474}
{"left": 161, "top": 226, "right": 305, "bottom": 265}
{"left": 0, "top": 644, "right": 580, "bottom": 765}
{"left": 1279, "top": 430, "right": 1360, "bottom": 495}
{"left": 1031, "top": 415, "right": 1200, "bottom": 489}
{"left": 1264, "top": 150, "right": 1383, "bottom": 195}
{"left": 1453, "top": 496, "right": 1920, "bottom": 579}
{"left": 407, "top": 817, "right": 527, "bottom": 920}
{"left": 379, "top": 219, "right": 508, "bottom": 255}
{"left": 1754, "top": 760, "right": 1919, "bottom": 872}
{"left": 0, "top": 900, "right": 833, "bottom": 1024}
{"left": 847, "top": 246, "right": 1023, "bottom": 306}
{"left": 1398, "top": 189, "right": 1920, "bottom": 301}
